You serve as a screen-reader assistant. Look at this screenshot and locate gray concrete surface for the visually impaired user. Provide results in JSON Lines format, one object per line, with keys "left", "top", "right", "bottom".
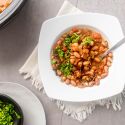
{"left": 0, "top": 0, "right": 125, "bottom": 125}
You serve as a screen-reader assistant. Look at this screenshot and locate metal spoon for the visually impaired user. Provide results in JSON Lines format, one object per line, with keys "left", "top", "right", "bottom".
{"left": 100, "top": 37, "right": 125, "bottom": 59}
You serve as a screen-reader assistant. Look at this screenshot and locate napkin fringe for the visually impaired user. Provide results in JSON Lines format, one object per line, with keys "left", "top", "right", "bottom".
{"left": 54, "top": 94, "right": 123, "bottom": 122}
{"left": 19, "top": 69, "right": 43, "bottom": 91}
{"left": 19, "top": 66, "right": 124, "bottom": 122}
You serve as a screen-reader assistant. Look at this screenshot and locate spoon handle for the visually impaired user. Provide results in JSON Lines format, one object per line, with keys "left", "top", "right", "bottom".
{"left": 101, "top": 37, "right": 125, "bottom": 58}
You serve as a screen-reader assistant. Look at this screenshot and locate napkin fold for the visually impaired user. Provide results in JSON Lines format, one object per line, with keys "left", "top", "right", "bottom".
{"left": 19, "top": 0, "right": 124, "bottom": 122}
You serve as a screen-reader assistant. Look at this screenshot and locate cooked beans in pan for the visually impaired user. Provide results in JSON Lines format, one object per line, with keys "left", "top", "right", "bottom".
{"left": 0, "top": 0, "right": 12, "bottom": 13}
{"left": 51, "top": 27, "right": 113, "bottom": 88}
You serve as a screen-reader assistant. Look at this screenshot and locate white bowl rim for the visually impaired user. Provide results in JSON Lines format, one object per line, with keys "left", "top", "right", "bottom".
{"left": 38, "top": 13, "right": 125, "bottom": 102}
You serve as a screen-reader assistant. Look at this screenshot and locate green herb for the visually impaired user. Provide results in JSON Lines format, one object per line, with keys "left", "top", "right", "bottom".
{"left": 0, "top": 100, "right": 21, "bottom": 125}
{"left": 63, "top": 33, "right": 80, "bottom": 47}
{"left": 71, "top": 33, "right": 80, "bottom": 43}
{"left": 64, "top": 49, "right": 70, "bottom": 59}
{"left": 51, "top": 60, "right": 57, "bottom": 64}
{"left": 82, "top": 36, "right": 93, "bottom": 45}
{"left": 59, "top": 61, "right": 73, "bottom": 76}
{"left": 64, "top": 36, "right": 71, "bottom": 47}
{"left": 55, "top": 46, "right": 64, "bottom": 58}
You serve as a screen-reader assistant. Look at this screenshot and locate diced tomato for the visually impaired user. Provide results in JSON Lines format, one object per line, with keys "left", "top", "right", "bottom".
{"left": 57, "top": 40, "right": 62, "bottom": 45}
{"left": 62, "top": 46, "right": 67, "bottom": 51}
{"left": 92, "top": 32, "right": 101, "bottom": 39}
{"left": 72, "top": 27, "right": 78, "bottom": 32}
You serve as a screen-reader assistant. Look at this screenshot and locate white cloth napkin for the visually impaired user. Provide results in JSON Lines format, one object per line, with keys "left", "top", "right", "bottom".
{"left": 19, "top": 0, "right": 124, "bottom": 122}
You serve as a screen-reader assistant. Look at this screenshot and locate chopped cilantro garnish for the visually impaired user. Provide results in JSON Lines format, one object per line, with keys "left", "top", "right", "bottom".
{"left": 59, "top": 61, "right": 72, "bottom": 76}
{"left": 55, "top": 46, "right": 64, "bottom": 58}
{"left": 51, "top": 60, "right": 57, "bottom": 64}
{"left": 64, "top": 49, "right": 70, "bottom": 59}
{"left": 71, "top": 33, "right": 80, "bottom": 43}
{"left": 0, "top": 100, "right": 21, "bottom": 125}
{"left": 64, "top": 36, "right": 71, "bottom": 47}
{"left": 82, "top": 36, "right": 93, "bottom": 45}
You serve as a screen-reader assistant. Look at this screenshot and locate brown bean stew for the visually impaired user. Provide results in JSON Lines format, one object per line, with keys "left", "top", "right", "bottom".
{"left": 51, "top": 27, "right": 113, "bottom": 88}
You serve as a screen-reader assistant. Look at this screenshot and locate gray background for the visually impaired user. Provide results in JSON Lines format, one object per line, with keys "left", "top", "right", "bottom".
{"left": 0, "top": 0, "right": 125, "bottom": 125}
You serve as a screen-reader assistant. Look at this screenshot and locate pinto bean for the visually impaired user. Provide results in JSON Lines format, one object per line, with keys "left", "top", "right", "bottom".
{"left": 82, "top": 49, "right": 89, "bottom": 53}
{"left": 102, "top": 40, "right": 108, "bottom": 47}
{"left": 62, "top": 33, "right": 68, "bottom": 38}
{"left": 57, "top": 70, "right": 62, "bottom": 76}
{"left": 72, "top": 67, "right": 77, "bottom": 71}
{"left": 74, "top": 52, "right": 80, "bottom": 58}
{"left": 104, "top": 66, "right": 109, "bottom": 73}
{"left": 60, "top": 37, "right": 64, "bottom": 41}
{"left": 84, "top": 66, "right": 89, "bottom": 71}
{"left": 95, "top": 78, "right": 100, "bottom": 85}
{"left": 57, "top": 40, "right": 62, "bottom": 45}
{"left": 89, "top": 81, "right": 95, "bottom": 86}
{"left": 102, "top": 58, "right": 107, "bottom": 65}
{"left": 103, "top": 48, "right": 108, "bottom": 52}
{"left": 94, "top": 51, "right": 98, "bottom": 55}
{"left": 99, "top": 46, "right": 105, "bottom": 52}
{"left": 71, "top": 75, "right": 75, "bottom": 80}
{"left": 74, "top": 59, "right": 81, "bottom": 65}
{"left": 90, "top": 51, "right": 95, "bottom": 56}
{"left": 84, "top": 82, "right": 89, "bottom": 86}
{"left": 92, "top": 66, "right": 97, "bottom": 70}
{"left": 107, "top": 61, "right": 112, "bottom": 67}
{"left": 75, "top": 71, "right": 81, "bottom": 78}
{"left": 78, "top": 44, "right": 83, "bottom": 49}
{"left": 70, "top": 58, "right": 75, "bottom": 64}
{"left": 97, "top": 76, "right": 101, "bottom": 80}
{"left": 86, "top": 70, "right": 94, "bottom": 76}
{"left": 71, "top": 80, "right": 77, "bottom": 86}
{"left": 82, "top": 53, "right": 89, "bottom": 59}
{"left": 76, "top": 79, "right": 80, "bottom": 84}
{"left": 52, "top": 64, "right": 57, "bottom": 70}
{"left": 69, "top": 30, "right": 74, "bottom": 35}
{"left": 90, "top": 41, "right": 94, "bottom": 46}
{"left": 92, "top": 46, "right": 99, "bottom": 50}
{"left": 107, "top": 57, "right": 113, "bottom": 63}
{"left": 82, "top": 76, "right": 88, "bottom": 80}
{"left": 94, "top": 57, "right": 101, "bottom": 62}
{"left": 108, "top": 52, "right": 113, "bottom": 57}
{"left": 101, "top": 72, "right": 108, "bottom": 79}
{"left": 65, "top": 79, "right": 70, "bottom": 84}
{"left": 71, "top": 43, "right": 79, "bottom": 51}
{"left": 61, "top": 76, "right": 66, "bottom": 81}
{"left": 70, "top": 55, "right": 75, "bottom": 59}
{"left": 78, "top": 84, "right": 85, "bottom": 88}
{"left": 78, "top": 61, "right": 83, "bottom": 67}
{"left": 83, "top": 61, "right": 90, "bottom": 65}
{"left": 76, "top": 29, "right": 82, "bottom": 35}
{"left": 67, "top": 75, "right": 72, "bottom": 79}
{"left": 100, "top": 64, "right": 104, "bottom": 70}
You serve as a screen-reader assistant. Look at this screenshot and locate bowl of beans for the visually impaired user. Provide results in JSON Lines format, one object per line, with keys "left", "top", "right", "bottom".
{"left": 51, "top": 26, "right": 113, "bottom": 88}
{"left": 38, "top": 13, "right": 125, "bottom": 102}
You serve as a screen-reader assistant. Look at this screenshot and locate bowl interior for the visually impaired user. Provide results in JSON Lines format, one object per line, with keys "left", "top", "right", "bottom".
{"left": 0, "top": 94, "right": 23, "bottom": 125}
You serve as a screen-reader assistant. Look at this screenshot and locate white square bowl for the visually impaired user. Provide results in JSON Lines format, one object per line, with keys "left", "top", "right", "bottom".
{"left": 38, "top": 13, "right": 125, "bottom": 102}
